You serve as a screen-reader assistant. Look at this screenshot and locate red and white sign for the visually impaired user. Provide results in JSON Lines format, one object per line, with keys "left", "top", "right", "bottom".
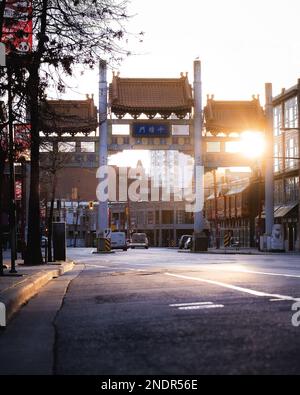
{"left": 14, "top": 123, "right": 31, "bottom": 150}
{"left": 1, "top": 1, "right": 33, "bottom": 54}
{"left": 15, "top": 180, "right": 22, "bottom": 200}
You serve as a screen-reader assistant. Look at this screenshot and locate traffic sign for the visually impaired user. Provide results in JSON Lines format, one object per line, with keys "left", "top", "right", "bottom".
{"left": 104, "top": 228, "right": 112, "bottom": 240}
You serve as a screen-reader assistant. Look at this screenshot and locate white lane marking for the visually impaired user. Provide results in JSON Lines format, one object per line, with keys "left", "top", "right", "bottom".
{"left": 170, "top": 302, "right": 213, "bottom": 307}
{"left": 179, "top": 305, "right": 224, "bottom": 311}
{"left": 219, "top": 268, "right": 300, "bottom": 279}
{"left": 165, "top": 273, "right": 300, "bottom": 302}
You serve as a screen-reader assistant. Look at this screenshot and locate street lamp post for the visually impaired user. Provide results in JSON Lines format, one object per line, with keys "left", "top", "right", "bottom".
{"left": 265, "top": 83, "right": 274, "bottom": 240}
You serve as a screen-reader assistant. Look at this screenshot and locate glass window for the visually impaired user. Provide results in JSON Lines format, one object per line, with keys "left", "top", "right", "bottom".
{"left": 81, "top": 142, "right": 95, "bottom": 153}
{"left": 285, "top": 177, "right": 299, "bottom": 203}
{"left": 274, "top": 180, "right": 284, "bottom": 205}
{"left": 172, "top": 125, "right": 190, "bottom": 136}
{"left": 112, "top": 124, "right": 130, "bottom": 135}
{"left": 274, "top": 142, "right": 284, "bottom": 173}
{"left": 273, "top": 105, "right": 282, "bottom": 137}
{"left": 225, "top": 141, "right": 240, "bottom": 153}
{"left": 284, "top": 97, "right": 298, "bottom": 129}
{"left": 40, "top": 142, "right": 53, "bottom": 152}
{"left": 285, "top": 135, "right": 298, "bottom": 170}
{"left": 58, "top": 142, "right": 76, "bottom": 152}
{"left": 207, "top": 142, "right": 221, "bottom": 153}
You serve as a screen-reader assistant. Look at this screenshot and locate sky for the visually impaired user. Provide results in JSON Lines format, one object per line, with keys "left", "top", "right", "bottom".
{"left": 58, "top": 0, "right": 300, "bottom": 168}
{"left": 63, "top": 0, "right": 300, "bottom": 102}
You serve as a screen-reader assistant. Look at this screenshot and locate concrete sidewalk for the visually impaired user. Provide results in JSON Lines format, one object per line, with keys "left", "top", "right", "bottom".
{"left": 0, "top": 254, "right": 75, "bottom": 326}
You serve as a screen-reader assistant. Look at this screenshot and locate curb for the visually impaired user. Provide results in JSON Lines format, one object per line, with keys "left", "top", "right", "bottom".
{"left": 0, "top": 261, "right": 75, "bottom": 326}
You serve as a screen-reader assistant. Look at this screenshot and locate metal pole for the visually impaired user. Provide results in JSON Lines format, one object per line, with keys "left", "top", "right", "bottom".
{"left": 98, "top": 60, "right": 109, "bottom": 235}
{"left": 8, "top": 66, "right": 17, "bottom": 273}
{"left": 265, "top": 83, "right": 274, "bottom": 237}
{"left": 213, "top": 169, "right": 220, "bottom": 249}
{"left": 296, "top": 79, "right": 300, "bottom": 251}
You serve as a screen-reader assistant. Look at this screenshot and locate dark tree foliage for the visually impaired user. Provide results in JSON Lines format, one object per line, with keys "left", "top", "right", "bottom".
{"left": 1, "top": 0, "right": 136, "bottom": 265}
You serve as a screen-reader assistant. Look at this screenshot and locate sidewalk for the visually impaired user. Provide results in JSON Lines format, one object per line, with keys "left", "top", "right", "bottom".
{"left": 0, "top": 251, "right": 75, "bottom": 326}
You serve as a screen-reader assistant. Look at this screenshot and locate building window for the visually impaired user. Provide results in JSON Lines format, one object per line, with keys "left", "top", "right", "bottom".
{"left": 81, "top": 142, "right": 95, "bottom": 153}
{"left": 274, "top": 180, "right": 284, "bottom": 205}
{"left": 162, "top": 210, "right": 173, "bottom": 225}
{"left": 147, "top": 211, "right": 154, "bottom": 225}
{"left": 285, "top": 176, "right": 299, "bottom": 203}
{"left": 284, "top": 97, "right": 298, "bottom": 129}
{"left": 207, "top": 142, "right": 221, "bottom": 153}
{"left": 172, "top": 125, "right": 190, "bottom": 136}
{"left": 40, "top": 142, "right": 53, "bottom": 152}
{"left": 273, "top": 105, "right": 282, "bottom": 137}
{"left": 285, "top": 135, "right": 298, "bottom": 170}
{"left": 112, "top": 124, "right": 130, "bottom": 135}
{"left": 274, "top": 143, "right": 284, "bottom": 173}
{"left": 137, "top": 211, "right": 145, "bottom": 225}
{"left": 58, "top": 142, "right": 76, "bottom": 152}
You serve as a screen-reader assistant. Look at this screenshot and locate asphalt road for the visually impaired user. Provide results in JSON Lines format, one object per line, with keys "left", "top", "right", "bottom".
{"left": 1, "top": 248, "right": 300, "bottom": 375}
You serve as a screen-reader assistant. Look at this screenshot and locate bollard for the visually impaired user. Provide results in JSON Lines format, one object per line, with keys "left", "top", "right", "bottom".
{"left": 224, "top": 233, "right": 230, "bottom": 248}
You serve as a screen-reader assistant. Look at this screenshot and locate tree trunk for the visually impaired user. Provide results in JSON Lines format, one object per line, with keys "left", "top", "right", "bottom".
{"left": 24, "top": 0, "right": 48, "bottom": 266}
{"left": 24, "top": 66, "right": 43, "bottom": 266}
{"left": 0, "top": 153, "right": 5, "bottom": 275}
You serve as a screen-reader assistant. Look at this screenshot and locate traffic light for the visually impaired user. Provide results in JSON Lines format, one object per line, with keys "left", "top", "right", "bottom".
{"left": 88, "top": 201, "right": 94, "bottom": 210}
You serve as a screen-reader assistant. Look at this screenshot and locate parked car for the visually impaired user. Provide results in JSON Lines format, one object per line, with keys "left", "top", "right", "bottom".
{"left": 179, "top": 235, "right": 192, "bottom": 249}
{"left": 130, "top": 233, "right": 149, "bottom": 249}
{"left": 111, "top": 232, "right": 128, "bottom": 251}
{"left": 230, "top": 238, "right": 240, "bottom": 249}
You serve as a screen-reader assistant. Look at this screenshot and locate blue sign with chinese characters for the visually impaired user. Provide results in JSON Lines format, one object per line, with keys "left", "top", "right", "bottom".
{"left": 132, "top": 123, "right": 170, "bottom": 138}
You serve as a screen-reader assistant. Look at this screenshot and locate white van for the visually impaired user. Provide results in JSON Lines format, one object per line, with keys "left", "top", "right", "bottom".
{"left": 111, "top": 232, "right": 128, "bottom": 251}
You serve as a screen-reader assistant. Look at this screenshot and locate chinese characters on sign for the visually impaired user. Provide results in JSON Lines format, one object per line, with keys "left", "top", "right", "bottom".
{"left": 132, "top": 123, "right": 170, "bottom": 138}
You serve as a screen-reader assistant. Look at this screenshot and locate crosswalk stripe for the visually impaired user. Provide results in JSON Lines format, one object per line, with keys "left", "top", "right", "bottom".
{"left": 170, "top": 302, "right": 213, "bottom": 307}
{"left": 178, "top": 305, "right": 224, "bottom": 311}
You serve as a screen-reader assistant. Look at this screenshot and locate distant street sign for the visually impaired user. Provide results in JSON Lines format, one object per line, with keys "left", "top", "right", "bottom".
{"left": 132, "top": 123, "right": 170, "bottom": 138}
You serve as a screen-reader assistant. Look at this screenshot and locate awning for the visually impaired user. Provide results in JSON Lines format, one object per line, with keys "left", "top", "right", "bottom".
{"left": 274, "top": 203, "right": 298, "bottom": 218}
{"left": 225, "top": 184, "right": 249, "bottom": 196}
{"left": 257, "top": 203, "right": 298, "bottom": 219}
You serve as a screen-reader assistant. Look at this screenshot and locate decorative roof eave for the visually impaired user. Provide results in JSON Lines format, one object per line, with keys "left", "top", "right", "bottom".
{"left": 204, "top": 96, "right": 266, "bottom": 135}
{"left": 111, "top": 106, "right": 191, "bottom": 120}
{"left": 109, "top": 74, "right": 193, "bottom": 119}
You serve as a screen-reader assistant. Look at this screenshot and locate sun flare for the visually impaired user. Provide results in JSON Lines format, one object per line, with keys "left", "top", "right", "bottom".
{"left": 240, "top": 131, "right": 266, "bottom": 158}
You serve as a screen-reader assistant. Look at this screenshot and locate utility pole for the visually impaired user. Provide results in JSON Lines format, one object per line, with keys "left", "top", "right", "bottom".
{"left": 213, "top": 169, "right": 220, "bottom": 249}
{"left": 264, "top": 83, "right": 274, "bottom": 240}
{"left": 296, "top": 79, "right": 300, "bottom": 251}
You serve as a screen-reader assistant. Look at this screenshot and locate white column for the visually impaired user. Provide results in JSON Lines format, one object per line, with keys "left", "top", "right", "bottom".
{"left": 98, "top": 60, "right": 109, "bottom": 235}
{"left": 193, "top": 59, "right": 205, "bottom": 233}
